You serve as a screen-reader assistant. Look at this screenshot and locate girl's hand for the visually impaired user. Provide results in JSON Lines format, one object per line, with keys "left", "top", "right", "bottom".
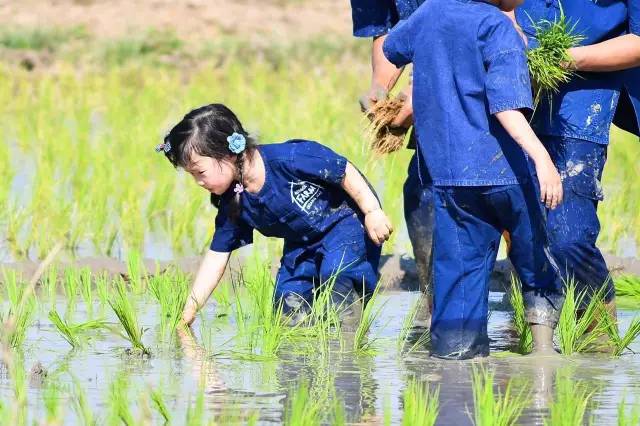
{"left": 365, "top": 209, "right": 394, "bottom": 245}
{"left": 534, "top": 158, "right": 563, "bottom": 210}
{"left": 182, "top": 298, "right": 198, "bottom": 326}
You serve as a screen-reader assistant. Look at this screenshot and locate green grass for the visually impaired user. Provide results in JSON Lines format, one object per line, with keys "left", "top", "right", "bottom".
{"left": 0, "top": 26, "right": 88, "bottom": 51}
{"left": 402, "top": 379, "right": 439, "bottom": 426}
{"left": 108, "top": 279, "right": 150, "bottom": 355}
{"left": 470, "top": 366, "right": 529, "bottom": 426}
{"left": 615, "top": 275, "right": 640, "bottom": 300}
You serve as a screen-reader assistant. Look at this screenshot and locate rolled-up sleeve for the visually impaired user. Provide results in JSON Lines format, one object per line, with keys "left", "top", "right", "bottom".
{"left": 351, "top": 0, "right": 399, "bottom": 37}
{"left": 209, "top": 201, "right": 253, "bottom": 252}
{"left": 481, "top": 17, "right": 534, "bottom": 114}
{"left": 382, "top": 18, "right": 415, "bottom": 67}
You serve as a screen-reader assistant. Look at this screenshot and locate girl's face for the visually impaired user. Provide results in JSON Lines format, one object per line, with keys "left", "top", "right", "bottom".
{"left": 186, "top": 152, "right": 236, "bottom": 195}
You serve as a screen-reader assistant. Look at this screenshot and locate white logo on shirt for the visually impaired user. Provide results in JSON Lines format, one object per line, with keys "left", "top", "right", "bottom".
{"left": 290, "top": 181, "right": 322, "bottom": 213}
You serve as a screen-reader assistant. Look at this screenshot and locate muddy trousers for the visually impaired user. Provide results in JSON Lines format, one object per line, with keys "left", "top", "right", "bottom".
{"left": 430, "top": 182, "right": 564, "bottom": 359}
{"left": 403, "top": 153, "right": 435, "bottom": 295}
{"left": 542, "top": 137, "right": 613, "bottom": 306}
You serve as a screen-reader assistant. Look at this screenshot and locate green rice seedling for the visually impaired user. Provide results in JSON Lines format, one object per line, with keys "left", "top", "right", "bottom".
{"left": 509, "top": 275, "right": 533, "bottom": 354}
{"left": 48, "top": 309, "right": 106, "bottom": 349}
{"left": 353, "top": 284, "right": 386, "bottom": 354}
{"left": 402, "top": 379, "right": 439, "bottom": 426}
{"left": 615, "top": 275, "right": 640, "bottom": 300}
{"left": 7, "top": 351, "right": 28, "bottom": 426}
{"left": 148, "top": 270, "right": 189, "bottom": 340}
{"left": 2, "top": 292, "right": 36, "bottom": 348}
{"left": 185, "top": 384, "right": 206, "bottom": 426}
{"left": 107, "top": 373, "right": 135, "bottom": 426}
{"left": 63, "top": 267, "right": 80, "bottom": 306}
{"left": 126, "top": 249, "right": 146, "bottom": 293}
{"left": 471, "top": 366, "right": 529, "bottom": 426}
{"left": 526, "top": 9, "right": 585, "bottom": 105}
{"left": 108, "top": 278, "right": 150, "bottom": 355}
{"left": 96, "top": 273, "right": 110, "bottom": 307}
{"left": 617, "top": 394, "right": 640, "bottom": 426}
{"left": 284, "top": 379, "right": 323, "bottom": 426}
{"left": 601, "top": 313, "right": 640, "bottom": 357}
{"left": 79, "top": 267, "right": 94, "bottom": 315}
{"left": 545, "top": 374, "right": 596, "bottom": 426}
{"left": 149, "top": 386, "right": 171, "bottom": 424}
{"left": 556, "top": 282, "right": 610, "bottom": 355}
{"left": 44, "top": 264, "right": 58, "bottom": 305}
{"left": 72, "top": 377, "right": 97, "bottom": 426}
{"left": 42, "top": 378, "right": 65, "bottom": 426}
{"left": 397, "top": 297, "right": 421, "bottom": 353}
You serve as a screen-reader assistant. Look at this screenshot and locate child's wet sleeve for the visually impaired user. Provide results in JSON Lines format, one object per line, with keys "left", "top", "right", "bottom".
{"left": 481, "top": 16, "right": 534, "bottom": 115}
{"left": 209, "top": 202, "right": 253, "bottom": 252}
{"left": 289, "top": 142, "right": 348, "bottom": 186}
{"left": 382, "top": 17, "right": 415, "bottom": 67}
{"left": 351, "top": 0, "right": 398, "bottom": 37}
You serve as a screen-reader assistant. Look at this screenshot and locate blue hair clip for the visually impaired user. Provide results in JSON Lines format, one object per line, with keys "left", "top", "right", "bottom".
{"left": 227, "top": 132, "right": 246, "bottom": 154}
{"left": 155, "top": 140, "right": 171, "bottom": 153}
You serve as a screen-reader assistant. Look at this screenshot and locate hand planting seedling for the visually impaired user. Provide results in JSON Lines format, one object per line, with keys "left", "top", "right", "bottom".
{"left": 526, "top": 10, "right": 585, "bottom": 105}
{"left": 365, "top": 96, "right": 409, "bottom": 155}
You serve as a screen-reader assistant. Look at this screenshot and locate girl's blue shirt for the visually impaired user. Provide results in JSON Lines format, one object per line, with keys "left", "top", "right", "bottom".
{"left": 516, "top": 0, "right": 640, "bottom": 143}
{"left": 210, "top": 140, "right": 363, "bottom": 253}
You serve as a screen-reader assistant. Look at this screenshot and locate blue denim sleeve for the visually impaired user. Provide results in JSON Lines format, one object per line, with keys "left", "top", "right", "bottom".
{"left": 382, "top": 18, "right": 415, "bottom": 67}
{"left": 629, "top": 0, "right": 640, "bottom": 35}
{"left": 351, "top": 0, "right": 398, "bottom": 37}
{"left": 289, "top": 141, "right": 348, "bottom": 185}
{"left": 481, "top": 16, "right": 534, "bottom": 114}
{"left": 209, "top": 201, "right": 253, "bottom": 252}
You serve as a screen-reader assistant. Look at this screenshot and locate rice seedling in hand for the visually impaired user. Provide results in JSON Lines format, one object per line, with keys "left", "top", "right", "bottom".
{"left": 365, "top": 97, "right": 408, "bottom": 155}
{"left": 470, "top": 366, "right": 529, "bottom": 426}
{"left": 148, "top": 269, "right": 189, "bottom": 340}
{"left": 615, "top": 275, "right": 640, "bottom": 300}
{"left": 402, "top": 379, "right": 439, "bottom": 426}
{"left": 526, "top": 9, "right": 585, "bottom": 105}
{"left": 556, "top": 282, "right": 610, "bottom": 355}
{"left": 108, "top": 278, "right": 150, "bottom": 355}
{"left": 545, "top": 374, "right": 596, "bottom": 426}
{"left": 509, "top": 276, "right": 532, "bottom": 354}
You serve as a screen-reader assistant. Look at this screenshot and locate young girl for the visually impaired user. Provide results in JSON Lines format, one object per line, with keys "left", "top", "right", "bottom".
{"left": 158, "top": 104, "right": 393, "bottom": 325}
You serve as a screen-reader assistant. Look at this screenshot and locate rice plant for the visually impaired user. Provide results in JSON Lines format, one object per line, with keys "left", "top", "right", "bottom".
{"left": 402, "top": 379, "right": 439, "bottom": 426}
{"left": 48, "top": 309, "right": 106, "bottom": 349}
{"left": 79, "top": 267, "right": 94, "bottom": 315}
{"left": 615, "top": 275, "right": 640, "bottom": 300}
{"left": 545, "top": 374, "right": 596, "bottom": 426}
{"left": 42, "top": 378, "right": 65, "bottom": 425}
{"left": 353, "top": 284, "right": 386, "bottom": 354}
{"left": 148, "top": 269, "right": 189, "bottom": 340}
{"left": 617, "top": 394, "right": 640, "bottom": 426}
{"left": 526, "top": 8, "right": 585, "bottom": 105}
{"left": 72, "top": 377, "right": 96, "bottom": 426}
{"left": 600, "top": 313, "right": 640, "bottom": 357}
{"left": 126, "top": 249, "right": 146, "bottom": 293}
{"left": 509, "top": 275, "right": 533, "bottom": 354}
{"left": 149, "top": 386, "right": 171, "bottom": 424}
{"left": 556, "top": 282, "right": 609, "bottom": 355}
{"left": 470, "top": 366, "right": 529, "bottom": 426}
{"left": 108, "top": 278, "right": 150, "bottom": 355}
{"left": 397, "top": 297, "right": 421, "bottom": 353}
{"left": 284, "top": 379, "right": 323, "bottom": 426}
{"left": 107, "top": 373, "right": 135, "bottom": 426}
{"left": 1, "top": 272, "right": 36, "bottom": 348}
{"left": 185, "top": 385, "right": 206, "bottom": 426}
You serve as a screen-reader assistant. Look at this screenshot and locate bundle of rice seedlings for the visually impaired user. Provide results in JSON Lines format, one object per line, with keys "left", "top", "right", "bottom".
{"left": 365, "top": 97, "right": 408, "bottom": 155}
{"left": 108, "top": 279, "right": 150, "bottom": 355}
{"left": 149, "top": 386, "right": 171, "bottom": 424}
{"left": 601, "top": 313, "right": 640, "bottom": 357}
{"left": 509, "top": 275, "right": 532, "bottom": 354}
{"left": 615, "top": 275, "right": 640, "bottom": 300}
{"left": 48, "top": 309, "right": 106, "bottom": 349}
{"left": 545, "top": 374, "right": 596, "bottom": 426}
{"left": 527, "top": 10, "right": 585, "bottom": 105}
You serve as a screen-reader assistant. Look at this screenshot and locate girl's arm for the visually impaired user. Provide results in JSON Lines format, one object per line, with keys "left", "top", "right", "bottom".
{"left": 569, "top": 34, "right": 640, "bottom": 72}
{"left": 182, "top": 250, "right": 231, "bottom": 325}
{"left": 494, "top": 110, "right": 563, "bottom": 209}
{"left": 341, "top": 163, "right": 393, "bottom": 245}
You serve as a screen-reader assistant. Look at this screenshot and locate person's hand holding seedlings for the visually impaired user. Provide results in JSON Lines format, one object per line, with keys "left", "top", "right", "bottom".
{"left": 359, "top": 35, "right": 405, "bottom": 113}
{"left": 389, "top": 85, "right": 414, "bottom": 129}
{"left": 341, "top": 163, "right": 393, "bottom": 245}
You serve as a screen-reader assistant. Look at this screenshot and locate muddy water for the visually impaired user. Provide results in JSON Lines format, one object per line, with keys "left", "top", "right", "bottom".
{"left": 1, "top": 290, "right": 639, "bottom": 425}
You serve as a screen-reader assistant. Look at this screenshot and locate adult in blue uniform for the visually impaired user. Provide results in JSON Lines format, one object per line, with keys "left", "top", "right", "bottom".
{"left": 514, "top": 1, "right": 640, "bottom": 315}
{"left": 350, "top": 0, "right": 434, "bottom": 317}
{"left": 157, "top": 104, "right": 393, "bottom": 325}
{"left": 383, "top": 0, "right": 565, "bottom": 358}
